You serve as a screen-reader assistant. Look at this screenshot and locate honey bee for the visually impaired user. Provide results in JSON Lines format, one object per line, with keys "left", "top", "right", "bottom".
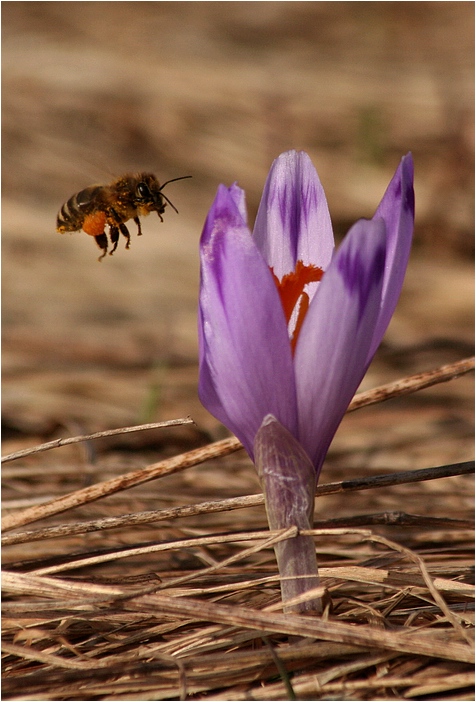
{"left": 57, "top": 173, "right": 191, "bottom": 260}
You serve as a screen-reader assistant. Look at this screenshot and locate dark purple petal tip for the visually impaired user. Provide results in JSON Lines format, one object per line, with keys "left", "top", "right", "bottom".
{"left": 336, "top": 219, "right": 386, "bottom": 321}
{"left": 401, "top": 153, "right": 415, "bottom": 218}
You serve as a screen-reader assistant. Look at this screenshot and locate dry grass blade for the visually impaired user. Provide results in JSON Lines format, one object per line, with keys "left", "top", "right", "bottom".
{"left": 2, "top": 561, "right": 473, "bottom": 658}
{"left": 2, "top": 359, "right": 473, "bottom": 700}
{"left": 2, "top": 357, "right": 473, "bottom": 533}
{"left": 404, "top": 672, "right": 475, "bottom": 698}
{"left": 4, "top": 530, "right": 473, "bottom": 600}
{"left": 1, "top": 418, "right": 195, "bottom": 464}
{"left": 2, "top": 571, "right": 125, "bottom": 599}
{"left": 123, "top": 592, "right": 474, "bottom": 662}
{"left": 1, "top": 436, "right": 241, "bottom": 532}
{"left": 27, "top": 527, "right": 312, "bottom": 576}
{"left": 2, "top": 461, "right": 473, "bottom": 546}
{"left": 208, "top": 671, "right": 475, "bottom": 701}
{"left": 365, "top": 533, "right": 474, "bottom": 646}
{"left": 316, "top": 565, "right": 474, "bottom": 596}
{"left": 348, "top": 356, "right": 474, "bottom": 411}
{"left": 2, "top": 641, "right": 107, "bottom": 670}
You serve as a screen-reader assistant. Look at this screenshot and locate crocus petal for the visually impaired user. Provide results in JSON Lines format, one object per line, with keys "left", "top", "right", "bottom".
{"left": 253, "top": 151, "right": 334, "bottom": 291}
{"left": 367, "top": 153, "right": 415, "bottom": 362}
{"left": 198, "top": 185, "right": 298, "bottom": 458}
{"left": 228, "top": 181, "right": 249, "bottom": 224}
{"left": 294, "top": 218, "right": 387, "bottom": 473}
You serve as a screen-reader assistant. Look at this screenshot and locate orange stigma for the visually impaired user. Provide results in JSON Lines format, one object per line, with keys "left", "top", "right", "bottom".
{"left": 270, "top": 260, "right": 323, "bottom": 353}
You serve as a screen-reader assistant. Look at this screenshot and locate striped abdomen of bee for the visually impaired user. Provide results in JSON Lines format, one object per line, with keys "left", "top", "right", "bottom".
{"left": 56, "top": 184, "right": 112, "bottom": 260}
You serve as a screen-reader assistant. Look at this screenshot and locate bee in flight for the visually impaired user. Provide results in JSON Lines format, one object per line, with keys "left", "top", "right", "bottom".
{"left": 57, "top": 173, "right": 191, "bottom": 260}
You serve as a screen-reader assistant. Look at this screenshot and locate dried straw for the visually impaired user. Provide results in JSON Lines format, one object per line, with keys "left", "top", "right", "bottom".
{"left": 2, "top": 358, "right": 474, "bottom": 700}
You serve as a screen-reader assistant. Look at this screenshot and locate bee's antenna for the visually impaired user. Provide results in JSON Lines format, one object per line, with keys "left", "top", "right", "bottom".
{"left": 158, "top": 176, "right": 192, "bottom": 214}
{"left": 159, "top": 175, "right": 192, "bottom": 190}
{"left": 160, "top": 192, "right": 180, "bottom": 214}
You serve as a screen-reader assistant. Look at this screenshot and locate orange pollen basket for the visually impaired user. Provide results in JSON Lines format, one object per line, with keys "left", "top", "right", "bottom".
{"left": 270, "top": 260, "right": 324, "bottom": 354}
{"left": 83, "top": 212, "right": 107, "bottom": 236}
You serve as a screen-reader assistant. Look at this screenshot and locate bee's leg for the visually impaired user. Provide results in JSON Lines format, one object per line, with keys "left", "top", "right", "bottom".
{"left": 95, "top": 233, "right": 108, "bottom": 261}
{"left": 119, "top": 223, "right": 131, "bottom": 249}
{"left": 109, "top": 225, "right": 120, "bottom": 255}
{"left": 133, "top": 216, "right": 143, "bottom": 236}
{"left": 157, "top": 210, "right": 164, "bottom": 223}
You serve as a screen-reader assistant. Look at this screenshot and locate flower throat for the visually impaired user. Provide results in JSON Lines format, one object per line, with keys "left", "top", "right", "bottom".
{"left": 270, "top": 261, "right": 323, "bottom": 353}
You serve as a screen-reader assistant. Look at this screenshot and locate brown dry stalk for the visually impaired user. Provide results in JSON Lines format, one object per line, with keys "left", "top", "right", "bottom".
{"left": 2, "top": 356, "right": 473, "bottom": 533}
{"left": 3, "top": 532, "right": 473, "bottom": 601}
{"left": 124, "top": 592, "right": 474, "bottom": 662}
{"left": 211, "top": 671, "right": 474, "bottom": 701}
{"left": 29, "top": 526, "right": 309, "bottom": 576}
{"left": 365, "top": 533, "right": 474, "bottom": 646}
{"left": 2, "top": 565, "right": 473, "bottom": 663}
{"left": 1, "top": 417, "right": 195, "bottom": 464}
{"left": 1, "top": 435, "right": 240, "bottom": 532}
{"left": 1, "top": 640, "right": 151, "bottom": 671}
{"left": 348, "top": 356, "right": 474, "bottom": 410}
{"left": 2, "top": 461, "right": 473, "bottom": 546}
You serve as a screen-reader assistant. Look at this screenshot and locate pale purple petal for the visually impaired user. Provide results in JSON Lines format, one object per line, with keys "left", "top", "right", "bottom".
{"left": 198, "top": 185, "right": 298, "bottom": 458}
{"left": 294, "top": 218, "right": 387, "bottom": 473}
{"left": 253, "top": 151, "right": 334, "bottom": 294}
{"left": 367, "top": 153, "right": 415, "bottom": 362}
{"left": 228, "top": 181, "right": 248, "bottom": 224}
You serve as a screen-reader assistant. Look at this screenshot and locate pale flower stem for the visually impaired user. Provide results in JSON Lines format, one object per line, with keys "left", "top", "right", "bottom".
{"left": 254, "top": 414, "right": 322, "bottom": 615}
{"left": 274, "top": 532, "right": 322, "bottom": 615}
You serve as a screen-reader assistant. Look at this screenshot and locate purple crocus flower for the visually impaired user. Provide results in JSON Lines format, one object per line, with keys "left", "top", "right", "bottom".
{"left": 199, "top": 150, "right": 414, "bottom": 612}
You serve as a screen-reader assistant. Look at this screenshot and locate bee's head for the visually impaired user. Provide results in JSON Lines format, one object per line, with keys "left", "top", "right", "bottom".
{"left": 134, "top": 173, "right": 191, "bottom": 216}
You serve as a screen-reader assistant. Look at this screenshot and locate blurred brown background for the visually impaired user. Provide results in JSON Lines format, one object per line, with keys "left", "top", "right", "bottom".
{"left": 2, "top": 2, "right": 474, "bottom": 477}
